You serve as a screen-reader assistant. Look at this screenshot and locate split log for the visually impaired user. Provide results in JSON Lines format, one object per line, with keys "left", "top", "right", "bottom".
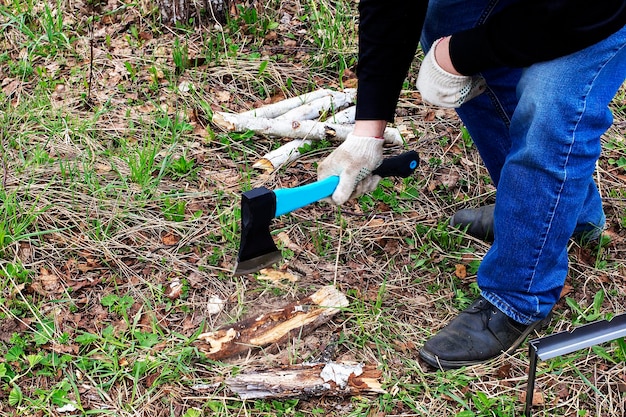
{"left": 252, "top": 124, "right": 404, "bottom": 171}
{"left": 195, "top": 286, "right": 349, "bottom": 360}
{"left": 223, "top": 362, "right": 386, "bottom": 399}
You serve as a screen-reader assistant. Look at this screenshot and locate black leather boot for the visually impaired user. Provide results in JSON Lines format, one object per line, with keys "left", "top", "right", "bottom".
{"left": 449, "top": 204, "right": 495, "bottom": 242}
{"left": 419, "top": 297, "right": 551, "bottom": 370}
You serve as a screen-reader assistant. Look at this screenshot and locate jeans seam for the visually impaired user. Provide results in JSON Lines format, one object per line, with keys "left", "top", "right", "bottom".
{"left": 477, "top": 0, "right": 502, "bottom": 25}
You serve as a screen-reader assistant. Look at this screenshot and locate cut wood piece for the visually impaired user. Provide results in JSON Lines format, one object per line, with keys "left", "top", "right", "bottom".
{"left": 253, "top": 138, "right": 311, "bottom": 171}
{"left": 239, "top": 89, "right": 337, "bottom": 119}
{"left": 195, "top": 286, "right": 349, "bottom": 360}
{"left": 225, "top": 362, "right": 386, "bottom": 399}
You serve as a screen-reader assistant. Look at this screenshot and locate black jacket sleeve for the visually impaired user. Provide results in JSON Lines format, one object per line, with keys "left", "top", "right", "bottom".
{"left": 355, "top": 0, "right": 626, "bottom": 120}
{"left": 355, "top": 0, "right": 427, "bottom": 121}
{"left": 450, "top": 0, "right": 626, "bottom": 75}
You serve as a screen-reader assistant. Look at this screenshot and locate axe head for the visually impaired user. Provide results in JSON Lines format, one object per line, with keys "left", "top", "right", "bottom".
{"left": 233, "top": 187, "right": 281, "bottom": 276}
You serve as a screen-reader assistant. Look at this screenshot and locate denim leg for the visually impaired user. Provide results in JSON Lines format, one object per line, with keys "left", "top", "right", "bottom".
{"left": 421, "top": 1, "right": 626, "bottom": 323}
{"left": 479, "top": 25, "right": 626, "bottom": 323}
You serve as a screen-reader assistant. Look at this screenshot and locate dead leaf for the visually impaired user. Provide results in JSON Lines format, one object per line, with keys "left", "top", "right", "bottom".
{"left": 496, "top": 363, "right": 512, "bottom": 379}
{"left": 454, "top": 264, "right": 467, "bottom": 279}
{"left": 277, "top": 231, "right": 300, "bottom": 252}
{"left": 366, "top": 218, "right": 386, "bottom": 228}
{"left": 257, "top": 268, "right": 298, "bottom": 284}
{"left": 30, "top": 268, "right": 63, "bottom": 296}
{"left": 520, "top": 389, "right": 545, "bottom": 406}
{"left": 215, "top": 90, "right": 231, "bottom": 103}
{"left": 165, "top": 279, "right": 183, "bottom": 299}
{"left": 560, "top": 283, "right": 574, "bottom": 298}
{"left": 161, "top": 232, "right": 180, "bottom": 245}
{"left": 17, "top": 242, "right": 33, "bottom": 263}
{"left": 2, "top": 79, "right": 20, "bottom": 97}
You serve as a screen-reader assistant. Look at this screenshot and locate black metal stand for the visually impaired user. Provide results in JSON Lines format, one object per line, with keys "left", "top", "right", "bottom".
{"left": 524, "top": 313, "right": 626, "bottom": 417}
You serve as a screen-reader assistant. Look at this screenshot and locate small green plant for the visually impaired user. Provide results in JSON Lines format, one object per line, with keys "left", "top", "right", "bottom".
{"left": 155, "top": 112, "right": 193, "bottom": 142}
{"left": 117, "top": 138, "right": 164, "bottom": 188}
{"left": 303, "top": 0, "right": 358, "bottom": 72}
{"left": 162, "top": 197, "right": 187, "bottom": 222}
{"left": 101, "top": 293, "right": 135, "bottom": 322}
{"left": 172, "top": 38, "right": 189, "bottom": 75}
{"left": 591, "top": 336, "right": 626, "bottom": 364}
{"left": 168, "top": 152, "right": 197, "bottom": 178}
{"left": 0, "top": 189, "right": 49, "bottom": 252}
{"left": 566, "top": 290, "right": 605, "bottom": 325}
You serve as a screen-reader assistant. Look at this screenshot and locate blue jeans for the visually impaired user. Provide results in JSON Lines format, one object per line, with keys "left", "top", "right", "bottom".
{"left": 421, "top": 0, "right": 626, "bottom": 324}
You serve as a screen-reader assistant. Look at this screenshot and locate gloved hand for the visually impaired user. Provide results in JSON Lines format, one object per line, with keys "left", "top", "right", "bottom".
{"left": 317, "top": 133, "right": 384, "bottom": 205}
{"left": 416, "top": 37, "right": 486, "bottom": 108}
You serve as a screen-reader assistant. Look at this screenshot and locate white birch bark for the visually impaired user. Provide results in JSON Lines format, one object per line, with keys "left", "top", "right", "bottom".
{"left": 213, "top": 88, "right": 404, "bottom": 171}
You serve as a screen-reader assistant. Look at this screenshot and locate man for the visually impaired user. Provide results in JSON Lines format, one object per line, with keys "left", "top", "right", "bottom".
{"left": 317, "top": 0, "right": 626, "bottom": 369}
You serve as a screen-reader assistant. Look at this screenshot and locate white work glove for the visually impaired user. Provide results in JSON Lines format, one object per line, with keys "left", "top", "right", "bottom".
{"left": 416, "top": 37, "right": 486, "bottom": 108}
{"left": 317, "top": 133, "right": 384, "bottom": 205}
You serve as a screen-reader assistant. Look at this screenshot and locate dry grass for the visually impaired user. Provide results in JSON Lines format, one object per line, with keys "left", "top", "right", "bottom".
{"left": 0, "top": 1, "right": 625, "bottom": 416}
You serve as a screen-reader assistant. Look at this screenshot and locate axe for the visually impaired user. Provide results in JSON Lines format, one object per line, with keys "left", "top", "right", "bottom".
{"left": 233, "top": 151, "right": 419, "bottom": 276}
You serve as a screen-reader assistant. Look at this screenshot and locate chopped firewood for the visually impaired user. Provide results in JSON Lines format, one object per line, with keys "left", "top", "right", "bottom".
{"left": 195, "top": 286, "right": 349, "bottom": 360}
{"left": 252, "top": 138, "right": 310, "bottom": 171}
{"left": 224, "top": 362, "right": 386, "bottom": 400}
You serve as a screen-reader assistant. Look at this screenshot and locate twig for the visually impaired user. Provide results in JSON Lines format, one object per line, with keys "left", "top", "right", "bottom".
{"left": 0, "top": 129, "right": 7, "bottom": 190}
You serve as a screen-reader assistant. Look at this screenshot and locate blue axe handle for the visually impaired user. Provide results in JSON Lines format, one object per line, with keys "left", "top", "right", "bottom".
{"left": 274, "top": 150, "right": 419, "bottom": 217}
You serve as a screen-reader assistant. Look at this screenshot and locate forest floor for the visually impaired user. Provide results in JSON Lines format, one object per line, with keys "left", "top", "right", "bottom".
{"left": 1, "top": 1, "right": 625, "bottom": 416}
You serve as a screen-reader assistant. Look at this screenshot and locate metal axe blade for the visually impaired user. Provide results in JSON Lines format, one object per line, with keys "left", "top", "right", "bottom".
{"left": 233, "top": 151, "right": 419, "bottom": 276}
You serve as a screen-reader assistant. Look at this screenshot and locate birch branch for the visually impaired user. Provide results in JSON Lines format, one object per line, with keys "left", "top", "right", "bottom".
{"left": 213, "top": 88, "right": 404, "bottom": 171}
{"left": 212, "top": 113, "right": 355, "bottom": 141}
{"left": 239, "top": 89, "right": 342, "bottom": 119}
{"left": 327, "top": 105, "right": 356, "bottom": 124}
{"left": 275, "top": 89, "right": 356, "bottom": 121}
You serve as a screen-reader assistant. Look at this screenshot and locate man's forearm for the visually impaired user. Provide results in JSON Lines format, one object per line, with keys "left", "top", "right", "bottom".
{"left": 356, "top": 0, "right": 427, "bottom": 121}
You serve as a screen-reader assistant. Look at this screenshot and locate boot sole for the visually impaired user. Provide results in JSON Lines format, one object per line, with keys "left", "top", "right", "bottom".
{"left": 419, "top": 313, "right": 552, "bottom": 370}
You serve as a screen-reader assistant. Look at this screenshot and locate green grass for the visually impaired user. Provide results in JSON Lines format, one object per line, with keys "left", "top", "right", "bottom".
{"left": 0, "top": 0, "right": 625, "bottom": 416}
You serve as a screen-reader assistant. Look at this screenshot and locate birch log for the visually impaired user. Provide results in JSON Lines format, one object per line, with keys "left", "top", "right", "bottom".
{"left": 195, "top": 286, "right": 349, "bottom": 360}
{"left": 212, "top": 113, "right": 356, "bottom": 142}
{"left": 275, "top": 89, "right": 356, "bottom": 121}
{"left": 212, "top": 88, "right": 404, "bottom": 171}
{"left": 251, "top": 105, "right": 359, "bottom": 170}
{"left": 223, "top": 362, "right": 386, "bottom": 399}
{"left": 327, "top": 105, "right": 356, "bottom": 125}
{"left": 239, "top": 89, "right": 339, "bottom": 119}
